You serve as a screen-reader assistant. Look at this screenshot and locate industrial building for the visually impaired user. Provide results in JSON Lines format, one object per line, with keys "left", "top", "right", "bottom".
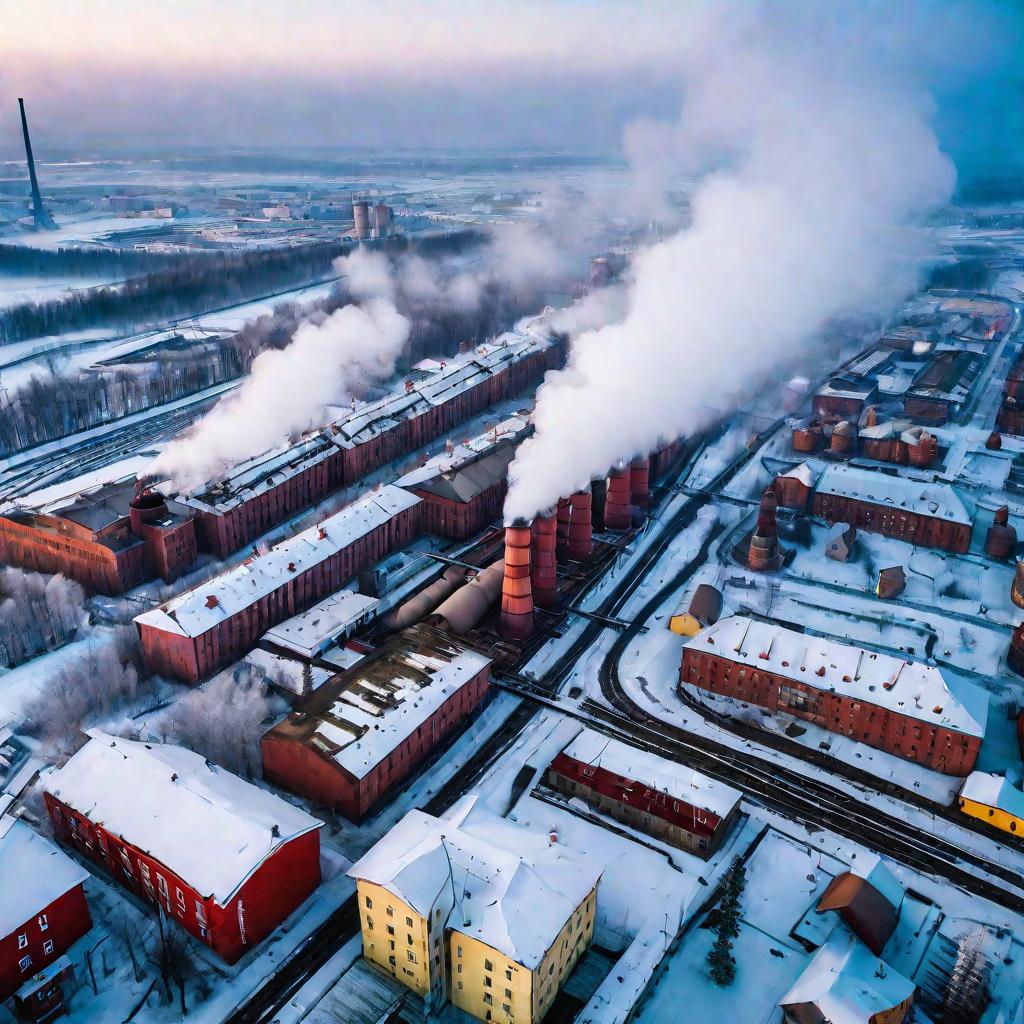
{"left": 546, "top": 728, "right": 741, "bottom": 858}
{"left": 347, "top": 794, "right": 601, "bottom": 1022}
{"left": 260, "top": 589, "right": 379, "bottom": 660}
{"left": 680, "top": 616, "right": 986, "bottom": 775}
{"left": 773, "top": 461, "right": 973, "bottom": 554}
{"left": 395, "top": 413, "right": 531, "bottom": 539}
{"left": 0, "top": 819, "right": 91, "bottom": 1000}
{"left": 0, "top": 481, "right": 198, "bottom": 595}
{"left": 42, "top": 732, "right": 322, "bottom": 965}
{"left": 135, "top": 485, "right": 421, "bottom": 683}
{"left": 903, "top": 349, "right": 982, "bottom": 425}
{"left": 261, "top": 629, "right": 491, "bottom": 819}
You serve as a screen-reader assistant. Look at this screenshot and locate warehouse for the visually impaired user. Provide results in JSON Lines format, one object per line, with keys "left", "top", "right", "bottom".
{"left": 0, "top": 480, "right": 198, "bottom": 595}
{"left": 903, "top": 349, "right": 982, "bottom": 425}
{"left": 680, "top": 616, "right": 986, "bottom": 775}
{"left": 261, "top": 629, "right": 491, "bottom": 819}
{"left": 42, "top": 731, "right": 322, "bottom": 965}
{"left": 135, "top": 485, "right": 421, "bottom": 683}
{"left": 261, "top": 589, "right": 379, "bottom": 659}
{"left": 774, "top": 461, "right": 972, "bottom": 554}
{"left": 812, "top": 375, "right": 878, "bottom": 418}
{"left": 395, "top": 413, "right": 531, "bottom": 539}
{"left": 546, "top": 728, "right": 741, "bottom": 858}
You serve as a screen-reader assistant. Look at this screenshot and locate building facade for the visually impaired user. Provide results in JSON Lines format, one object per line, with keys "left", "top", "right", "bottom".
{"left": 681, "top": 616, "right": 985, "bottom": 775}
{"left": 0, "top": 821, "right": 92, "bottom": 1000}
{"left": 43, "top": 732, "right": 322, "bottom": 964}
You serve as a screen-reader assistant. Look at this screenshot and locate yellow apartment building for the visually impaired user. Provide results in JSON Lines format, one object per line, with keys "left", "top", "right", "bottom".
{"left": 348, "top": 795, "right": 602, "bottom": 1022}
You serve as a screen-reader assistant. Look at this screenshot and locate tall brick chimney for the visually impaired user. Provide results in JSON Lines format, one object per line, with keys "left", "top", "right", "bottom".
{"left": 500, "top": 520, "right": 534, "bottom": 639}
{"left": 555, "top": 497, "right": 572, "bottom": 563}
{"left": 748, "top": 487, "right": 781, "bottom": 571}
{"left": 629, "top": 456, "right": 650, "bottom": 512}
{"left": 590, "top": 475, "right": 607, "bottom": 532}
{"left": 530, "top": 513, "right": 558, "bottom": 608}
{"left": 604, "top": 463, "right": 632, "bottom": 530}
{"left": 568, "top": 489, "right": 593, "bottom": 561}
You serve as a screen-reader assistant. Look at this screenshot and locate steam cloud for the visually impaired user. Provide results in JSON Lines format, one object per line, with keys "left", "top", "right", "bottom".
{"left": 150, "top": 249, "right": 408, "bottom": 492}
{"left": 504, "top": 13, "right": 957, "bottom": 521}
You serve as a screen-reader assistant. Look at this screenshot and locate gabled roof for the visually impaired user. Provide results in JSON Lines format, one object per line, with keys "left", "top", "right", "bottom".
{"left": 348, "top": 795, "right": 601, "bottom": 969}
{"left": 42, "top": 732, "right": 321, "bottom": 905}
{"left": 0, "top": 819, "right": 89, "bottom": 939}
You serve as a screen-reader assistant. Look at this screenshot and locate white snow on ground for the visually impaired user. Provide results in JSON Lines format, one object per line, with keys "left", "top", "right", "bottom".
{"left": 0, "top": 273, "right": 125, "bottom": 311}
{"left": 0, "top": 215, "right": 184, "bottom": 250}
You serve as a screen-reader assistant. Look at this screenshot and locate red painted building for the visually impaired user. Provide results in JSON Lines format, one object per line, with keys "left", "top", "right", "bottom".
{"left": 135, "top": 485, "right": 421, "bottom": 683}
{"left": 43, "top": 732, "right": 322, "bottom": 965}
{"left": 680, "top": 616, "right": 986, "bottom": 775}
{"left": 0, "top": 482, "right": 197, "bottom": 596}
{"left": 0, "top": 819, "right": 92, "bottom": 1000}
{"left": 262, "top": 629, "right": 491, "bottom": 820}
{"left": 546, "top": 728, "right": 741, "bottom": 858}
{"left": 773, "top": 461, "right": 972, "bottom": 554}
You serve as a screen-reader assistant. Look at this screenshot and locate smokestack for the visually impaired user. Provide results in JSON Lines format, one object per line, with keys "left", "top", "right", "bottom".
{"left": 500, "top": 520, "right": 534, "bottom": 640}
{"left": 352, "top": 200, "right": 370, "bottom": 240}
{"left": 374, "top": 202, "right": 391, "bottom": 236}
{"left": 747, "top": 486, "right": 781, "bottom": 571}
{"left": 567, "top": 489, "right": 593, "bottom": 561}
{"left": 18, "top": 99, "right": 55, "bottom": 231}
{"left": 555, "top": 497, "right": 572, "bottom": 563}
{"left": 590, "top": 476, "right": 607, "bottom": 532}
{"left": 531, "top": 513, "right": 558, "bottom": 608}
{"left": 986, "top": 506, "right": 1017, "bottom": 561}
{"left": 604, "top": 463, "right": 632, "bottom": 531}
{"left": 629, "top": 456, "right": 650, "bottom": 511}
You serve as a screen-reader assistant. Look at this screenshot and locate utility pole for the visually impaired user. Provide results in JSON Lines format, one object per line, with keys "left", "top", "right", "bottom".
{"left": 18, "top": 97, "right": 56, "bottom": 230}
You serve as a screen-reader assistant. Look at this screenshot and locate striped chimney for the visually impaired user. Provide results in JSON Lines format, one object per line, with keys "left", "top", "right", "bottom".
{"left": 590, "top": 475, "right": 607, "bottom": 532}
{"left": 629, "top": 456, "right": 650, "bottom": 511}
{"left": 530, "top": 512, "right": 558, "bottom": 608}
{"left": 567, "top": 488, "right": 593, "bottom": 561}
{"left": 500, "top": 519, "right": 534, "bottom": 639}
{"left": 555, "top": 496, "right": 572, "bottom": 563}
{"left": 604, "top": 462, "right": 632, "bottom": 531}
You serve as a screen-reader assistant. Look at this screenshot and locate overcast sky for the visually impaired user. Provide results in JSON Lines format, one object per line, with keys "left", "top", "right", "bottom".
{"left": 1, "top": 0, "right": 1021, "bottom": 172}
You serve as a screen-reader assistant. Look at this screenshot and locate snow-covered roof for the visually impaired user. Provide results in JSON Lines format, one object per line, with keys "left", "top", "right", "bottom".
{"left": 814, "top": 463, "right": 971, "bottom": 525}
{"left": 782, "top": 462, "right": 820, "bottom": 488}
{"left": 816, "top": 377, "right": 877, "bottom": 402}
{"left": 348, "top": 795, "right": 601, "bottom": 969}
{"left": 560, "top": 728, "right": 741, "bottom": 819}
{"left": 0, "top": 819, "right": 89, "bottom": 939}
{"left": 135, "top": 485, "right": 420, "bottom": 639}
{"left": 262, "top": 590, "right": 379, "bottom": 658}
{"left": 687, "top": 616, "right": 987, "bottom": 738}
{"left": 961, "top": 772, "right": 1024, "bottom": 819}
{"left": 266, "top": 631, "right": 491, "bottom": 781}
{"left": 779, "top": 929, "right": 914, "bottom": 1022}
{"left": 42, "top": 731, "right": 321, "bottom": 905}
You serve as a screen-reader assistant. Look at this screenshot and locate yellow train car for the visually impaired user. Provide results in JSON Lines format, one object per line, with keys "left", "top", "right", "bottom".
{"left": 958, "top": 771, "right": 1024, "bottom": 836}
{"left": 669, "top": 583, "right": 723, "bottom": 637}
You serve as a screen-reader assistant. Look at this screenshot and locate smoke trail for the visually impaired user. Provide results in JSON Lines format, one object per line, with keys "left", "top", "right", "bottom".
{"left": 149, "top": 249, "right": 408, "bottom": 491}
{"left": 504, "top": 11, "right": 957, "bottom": 520}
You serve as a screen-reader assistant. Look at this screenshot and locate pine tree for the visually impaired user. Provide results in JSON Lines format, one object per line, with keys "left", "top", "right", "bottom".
{"left": 301, "top": 661, "right": 314, "bottom": 695}
{"left": 707, "top": 856, "right": 746, "bottom": 986}
{"left": 708, "top": 930, "right": 735, "bottom": 986}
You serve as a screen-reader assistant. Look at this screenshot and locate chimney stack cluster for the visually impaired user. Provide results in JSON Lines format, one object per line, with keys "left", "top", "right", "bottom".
{"left": 604, "top": 463, "right": 632, "bottom": 530}
{"left": 568, "top": 489, "right": 593, "bottom": 561}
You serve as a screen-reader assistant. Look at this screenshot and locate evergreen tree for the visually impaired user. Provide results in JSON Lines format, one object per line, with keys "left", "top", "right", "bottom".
{"left": 707, "top": 856, "right": 746, "bottom": 987}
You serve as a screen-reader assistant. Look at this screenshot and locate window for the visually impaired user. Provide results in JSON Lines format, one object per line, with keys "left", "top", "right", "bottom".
{"left": 484, "top": 976, "right": 492, "bottom": 988}
{"left": 119, "top": 849, "right": 134, "bottom": 877}
{"left": 364, "top": 896, "right": 373, "bottom": 909}
{"left": 406, "top": 916, "right": 413, "bottom": 927}
{"left": 17, "top": 934, "right": 27, "bottom": 950}
{"left": 19, "top": 955, "right": 31, "bottom": 973}
{"left": 484, "top": 959, "right": 493, "bottom": 972}
{"left": 366, "top": 916, "right": 374, "bottom": 930}
{"left": 386, "top": 906, "right": 394, "bottom": 917}
{"left": 483, "top": 993, "right": 493, "bottom": 1006}
{"left": 457, "top": 945, "right": 463, "bottom": 958}
{"left": 503, "top": 1004, "right": 512, "bottom": 1014}
{"left": 457, "top": 981, "right": 464, "bottom": 990}
{"left": 407, "top": 951, "right": 416, "bottom": 963}
{"left": 457, "top": 964, "right": 463, "bottom": 974}
{"left": 176, "top": 888, "right": 187, "bottom": 915}
{"left": 43, "top": 940, "right": 54, "bottom": 955}
{"left": 505, "top": 988, "right": 512, "bottom": 999}
{"left": 506, "top": 969, "right": 513, "bottom": 981}
{"left": 388, "top": 955, "right": 396, "bottom": 967}
{"left": 37, "top": 914, "right": 48, "bottom": 932}
{"left": 387, "top": 925, "right": 395, "bottom": 936}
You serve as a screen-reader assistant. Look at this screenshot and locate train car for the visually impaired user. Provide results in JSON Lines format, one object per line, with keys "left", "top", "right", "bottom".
{"left": 958, "top": 771, "right": 1024, "bottom": 836}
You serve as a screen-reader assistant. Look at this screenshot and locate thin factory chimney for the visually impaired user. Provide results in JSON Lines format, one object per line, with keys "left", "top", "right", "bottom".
{"left": 18, "top": 98, "right": 55, "bottom": 231}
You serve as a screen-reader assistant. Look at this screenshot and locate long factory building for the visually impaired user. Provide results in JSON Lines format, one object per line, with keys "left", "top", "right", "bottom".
{"left": 0, "top": 320, "right": 562, "bottom": 594}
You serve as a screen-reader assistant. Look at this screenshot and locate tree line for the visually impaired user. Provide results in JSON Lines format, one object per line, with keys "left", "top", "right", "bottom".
{"left": 0, "top": 567, "right": 86, "bottom": 668}
{"left": 0, "top": 243, "right": 184, "bottom": 277}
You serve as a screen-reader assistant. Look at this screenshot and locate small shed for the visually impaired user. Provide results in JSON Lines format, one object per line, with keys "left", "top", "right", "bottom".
{"left": 876, "top": 565, "right": 907, "bottom": 599}
{"left": 670, "top": 584, "right": 724, "bottom": 637}
{"left": 12, "top": 956, "right": 75, "bottom": 1023}
{"left": 824, "top": 523, "right": 856, "bottom": 562}
{"left": 816, "top": 862, "right": 903, "bottom": 955}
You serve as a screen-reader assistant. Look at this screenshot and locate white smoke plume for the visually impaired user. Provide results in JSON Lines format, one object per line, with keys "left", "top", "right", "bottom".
{"left": 150, "top": 249, "right": 408, "bottom": 492}
{"left": 504, "top": 10, "right": 957, "bottom": 520}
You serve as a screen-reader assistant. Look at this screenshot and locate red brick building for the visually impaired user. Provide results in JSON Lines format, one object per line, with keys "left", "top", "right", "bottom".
{"left": 0, "top": 819, "right": 92, "bottom": 1000}
{"left": 0, "top": 481, "right": 197, "bottom": 595}
{"left": 262, "top": 629, "right": 491, "bottom": 820}
{"left": 43, "top": 732, "right": 322, "bottom": 965}
{"left": 680, "top": 616, "right": 986, "bottom": 775}
{"left": 180, "top": 328, "right": 561, "bottom": 558}
{"left": 774, "top": 461, "right": 973, "bottom": 554}
{"left": 135, "top": 485, "right": 421, "bottom": 683}
{"left": 396, "top": 413, "right": 530, "bottom": 540}
{"left": 546, "top": 728, "right": 741, "bottom": 858}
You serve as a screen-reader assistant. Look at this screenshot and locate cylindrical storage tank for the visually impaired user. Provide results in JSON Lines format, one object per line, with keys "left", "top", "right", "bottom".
{"left": 907, "top": 430, "right": 938, "bottom": 468}
{"left": 1013, "top": 560, "right": 1024, "bottom": 609}
{"left": 430, "top": 562, "right": 503, "bottom": 635}
{"left": 604, "top": 463, "right": 632, "bottom": 531}
{"left": 374, "top": 202, "right": 390, "bottom": 235}
{"left": 568, "top": 490, "right": 593, "bottom": 562}
{"left": 352, "top": 200, "right": 370, "bottom": 240}
{"left": 629, "top": 457, "right": 650, "bottom": 511}
{"left": 500, "top": 521, "right": 534, "bottom": 640}
{"left": 1010, "top": 622, "right": 1024, "bottom": 677}
{"left": 531, "top": 513, "right": 558, "bottom": 608}
{"left": 830, "top": 420, "right": 858, "bottom": 456}
{"left": 792, "top": 425, "right": 823, "bottom": 454}
{"left": 986, "top": 506, "right": 1017, "bottom": 561}
{"left": 590, "top": 476, "right": 607, "bottom": 532}
{"left": 556, "top": 497, "right": 572, "bottom": 563}
{"left": 129, "top": 489, "right": 169, "bottom": 534}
